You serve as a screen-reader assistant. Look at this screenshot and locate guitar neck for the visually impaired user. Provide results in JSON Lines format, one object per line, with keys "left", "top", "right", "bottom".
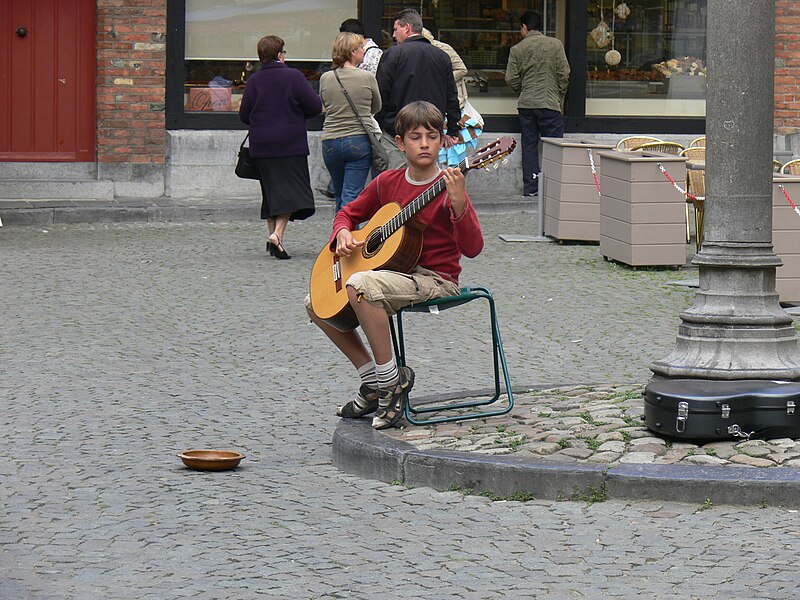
{"left": 383, "top": 159, "right": 468, "bottom": 239}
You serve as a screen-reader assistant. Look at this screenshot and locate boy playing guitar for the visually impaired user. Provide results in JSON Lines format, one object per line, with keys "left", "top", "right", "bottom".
{"left": 306, "top": 101, "right": 484, "bottom": 429}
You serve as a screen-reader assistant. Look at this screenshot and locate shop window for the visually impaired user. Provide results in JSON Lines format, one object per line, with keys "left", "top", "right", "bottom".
{"left": 381, "top": 1, "right": 564, "bottom": 117}
{"left": 585, "top": 0, "right": 707, "bottom": 117}
{"left": 183, "top": 0, "right": 357, "bottom": 113}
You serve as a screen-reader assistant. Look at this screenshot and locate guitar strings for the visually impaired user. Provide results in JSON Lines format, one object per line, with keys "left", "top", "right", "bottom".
{"left": 363, "top": 140, "right": 509, "bottom": 253}
{"left": 378, "top": 158, "right": 470, "bottom": 243}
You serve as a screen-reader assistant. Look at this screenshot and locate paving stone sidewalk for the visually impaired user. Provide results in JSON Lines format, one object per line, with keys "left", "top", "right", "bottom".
{"left": 3, "top": 213, "right": 800, "bottom": 598}
{"left": 386, "top": 384, "right": 800, "bottom": 469}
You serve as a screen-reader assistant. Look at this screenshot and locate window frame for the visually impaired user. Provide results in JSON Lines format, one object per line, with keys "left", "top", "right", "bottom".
{"left": 565, "top": 0, "right": 705, "bottom": 134}
{"left": 165, "top": 0, "right": 705, "bottom": 134}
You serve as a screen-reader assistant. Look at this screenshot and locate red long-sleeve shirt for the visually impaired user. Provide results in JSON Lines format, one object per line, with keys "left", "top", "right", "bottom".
{"left": 330, "top": 168, "right": 483, "bottom": 284}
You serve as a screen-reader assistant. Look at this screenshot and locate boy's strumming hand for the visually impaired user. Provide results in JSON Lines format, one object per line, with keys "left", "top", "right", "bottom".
{"left": 335, "top": 229, "right": 365, "bottom": 257}
{"left": 442, "top": 167, "right": 467, "bottom": 216}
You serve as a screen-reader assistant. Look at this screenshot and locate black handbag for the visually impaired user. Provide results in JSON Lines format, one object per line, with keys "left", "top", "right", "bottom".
{"left": 235, "top": 134, "right": 259, "bottom": 180}
{"left": 333, "top": 69, "right": 390, "bottom": 173}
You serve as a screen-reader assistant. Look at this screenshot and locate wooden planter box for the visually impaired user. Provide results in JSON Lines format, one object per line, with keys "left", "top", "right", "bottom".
{"left": 541, "top": 137, "right": 613, "bottom": 242}
{"left": 773, "top": 173, "right": 800, "bottom": 303}
{"left": 597, "top": 150, "right": 688, "bottom": 267}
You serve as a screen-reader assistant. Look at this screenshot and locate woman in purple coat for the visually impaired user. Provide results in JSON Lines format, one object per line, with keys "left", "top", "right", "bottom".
{"left": 239, "top": 35, "right": 323, "bottom": 259}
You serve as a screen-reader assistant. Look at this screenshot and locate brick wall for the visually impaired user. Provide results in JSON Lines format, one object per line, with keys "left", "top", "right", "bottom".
{"left": 96, "top": 0, "right": 166, "bottom": 166}
{"left": 775, "top": 0, "right": 800, "bottom": 136}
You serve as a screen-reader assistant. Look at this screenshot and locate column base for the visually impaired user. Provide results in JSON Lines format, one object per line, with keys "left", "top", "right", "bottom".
{"left": 650, "top": 242, "right": 800, "bottom": 380}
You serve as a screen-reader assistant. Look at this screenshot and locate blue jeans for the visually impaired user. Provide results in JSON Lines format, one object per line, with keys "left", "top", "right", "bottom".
{"left": 322, "top": 134, "right": 372, "bottom": 211}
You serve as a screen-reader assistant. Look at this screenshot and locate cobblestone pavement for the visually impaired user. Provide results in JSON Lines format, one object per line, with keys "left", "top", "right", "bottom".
{"left": 387, "top": 384, "right": 800, "bottom": 469}
{"left": 2, "top": 213, "right": 799, "bottom": 599}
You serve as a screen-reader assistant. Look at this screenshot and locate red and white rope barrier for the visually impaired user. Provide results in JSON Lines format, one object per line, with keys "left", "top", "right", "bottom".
{"left": 657, "top": 163, "right": 704, "bottom": 202}
{"left": 657, "top": 164, "right": 800, "bottom": 219}
{"left": 587, "top": 149, "right": 602, "bottom": 196}
{"left": 584, "top": 153, "right": 709, "bottom": 204}
{"left": 779, "top": 184, "right": 800, "bottom": 218}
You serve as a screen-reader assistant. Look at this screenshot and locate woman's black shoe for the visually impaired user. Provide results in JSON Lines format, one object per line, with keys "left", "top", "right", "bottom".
{"left": 272, "top": 242, "right": 291, "bottom": 260}
{"left": 269, "top": 235, "right": 291, "bottom": 259}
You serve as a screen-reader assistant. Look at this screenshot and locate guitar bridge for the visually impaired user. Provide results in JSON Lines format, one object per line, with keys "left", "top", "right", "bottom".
{"left": 333, "top": 257, "right": 342, "bottom": 292}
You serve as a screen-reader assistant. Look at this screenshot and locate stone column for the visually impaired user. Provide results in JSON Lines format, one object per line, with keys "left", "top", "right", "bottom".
{"left": 650, "top": 0, "right": 800, "bottom": 380}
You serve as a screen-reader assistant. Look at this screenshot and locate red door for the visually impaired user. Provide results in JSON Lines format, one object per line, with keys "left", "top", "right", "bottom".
{"left": 0, "top": 0, "right": 95, "bottom": 161}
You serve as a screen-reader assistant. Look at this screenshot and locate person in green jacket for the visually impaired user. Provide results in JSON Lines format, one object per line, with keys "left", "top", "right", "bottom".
{"left": 505, "top": 10, "right": 570, "bottom": 197}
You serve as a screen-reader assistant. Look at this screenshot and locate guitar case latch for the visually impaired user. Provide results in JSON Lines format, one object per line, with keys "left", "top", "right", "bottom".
{"left": 675, "top": 401, "right": 689, "bottom": 433}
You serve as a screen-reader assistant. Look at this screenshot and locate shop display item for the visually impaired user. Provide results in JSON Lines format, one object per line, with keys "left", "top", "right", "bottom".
{"left": 605, "top": 49, "right": 621, "bottom": 66}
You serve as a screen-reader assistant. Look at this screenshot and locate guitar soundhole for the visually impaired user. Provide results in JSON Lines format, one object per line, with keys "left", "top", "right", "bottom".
{"left": 363, "top": 230, "right": 383, "bottom": 257}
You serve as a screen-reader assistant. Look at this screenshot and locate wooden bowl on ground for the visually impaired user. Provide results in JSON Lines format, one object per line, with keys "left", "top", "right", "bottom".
{"left": 177, "top": 449, "right": 245, "bottom": 471}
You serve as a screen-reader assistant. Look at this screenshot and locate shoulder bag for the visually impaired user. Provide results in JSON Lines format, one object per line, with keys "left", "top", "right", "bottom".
{"left": 235, "top": 133, "right": 259, "bottom": 180}
{"left": 333, "top": 69, "right": 390, "bottom": 173}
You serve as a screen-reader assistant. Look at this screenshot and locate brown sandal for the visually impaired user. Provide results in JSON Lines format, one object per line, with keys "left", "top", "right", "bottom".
{"left": 336, "top": 385, "right": 379, "bottom": 418}
{"left": 372, "top": 367, "right": 415, "bottom": 430}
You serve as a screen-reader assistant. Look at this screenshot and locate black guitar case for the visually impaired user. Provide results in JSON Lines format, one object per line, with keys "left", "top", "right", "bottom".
{"left": 644, "top": 379, "right": 800, "bottom": 441}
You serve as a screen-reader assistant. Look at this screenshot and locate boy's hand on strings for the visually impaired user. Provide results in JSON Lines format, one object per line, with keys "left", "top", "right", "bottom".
{"left": 335, "top": 229, "right": 364, "bottom": 257}
{"left": 442, "top": 166, "right": 467, "bottom": 216}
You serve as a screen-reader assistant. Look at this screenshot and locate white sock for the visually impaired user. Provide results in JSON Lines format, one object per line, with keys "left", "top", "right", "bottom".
{"left": 375, "top": 358, "right": 399, "bottom": 400}
{"left": 357, "top": 361, "right": 378, "bottom": 388}
{"left": 352, "top": 361, "right": 378, "bottom": 410}
{"left": 373, "top": 360, "right": 404, "bottom": 429}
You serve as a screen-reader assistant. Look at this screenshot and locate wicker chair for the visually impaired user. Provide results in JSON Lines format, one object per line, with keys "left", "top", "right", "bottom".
{"left": 631, "top": 141, "right": 686, "bottom": 155}
{"left": 680, "top": 146, "right": 706, "bottom": 161}
{"left": 684, "top": 156, "right": 706, "bottom": 253}
{"left": 782, "top": 159, "right": 800, "bottom": 175}
{"left": 616, "top": 135, "right": 663, "bottom": 150}
{"left": 677, "top": 147, "right": 706, "bottom": 251}
{"left": 689, "top": 136, "right": 706, "bottom": 148}
{"left": 774, "top": 160, "right": 783, "bottom": 173}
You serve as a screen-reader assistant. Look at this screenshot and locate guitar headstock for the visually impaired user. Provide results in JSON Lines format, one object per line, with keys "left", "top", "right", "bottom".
{"left": 463, "top": 136, "right": 517, "bottom": 173}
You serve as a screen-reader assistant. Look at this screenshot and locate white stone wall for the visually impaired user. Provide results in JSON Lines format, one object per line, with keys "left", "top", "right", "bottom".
{"left": 7, "top": 129, "right": 796, "bottom": 201}
{"left": 165, "top": 130, "right": 725, "bottom": 200}
{"left": 165, "top": 129, "right": 527, "bottom": 199}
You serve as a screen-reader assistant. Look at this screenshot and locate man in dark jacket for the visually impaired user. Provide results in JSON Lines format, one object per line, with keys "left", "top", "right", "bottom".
{"left": 376, "top": 9, "right": 461, "bottom": 168}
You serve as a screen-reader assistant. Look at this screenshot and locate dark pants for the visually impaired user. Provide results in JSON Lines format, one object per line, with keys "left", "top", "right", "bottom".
{"left": 518, "top": 108, "right": 564, "bottom": 195}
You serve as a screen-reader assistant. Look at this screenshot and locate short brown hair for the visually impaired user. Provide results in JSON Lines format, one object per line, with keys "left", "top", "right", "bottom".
{"left": 395, "top": 9, "right": 424, "bottom": 34}
{"left": 257, "top": 35, "right": 284, "bottom": 63}
{"left": 331, "top": 32, "right": 365, "bottom": 69}
{"left": 395, "top": 101, "right": 444, "bottom": 139}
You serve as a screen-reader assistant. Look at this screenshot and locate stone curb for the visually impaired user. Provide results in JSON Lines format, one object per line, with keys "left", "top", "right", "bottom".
{"left": 0, "top": 203, "right": 263, "bottom": 227}
{"left": 0, "top": 196, "right": 535, "bottom": 227}
{"left": 332, "top": 418, "right": 800, "bottom": 508}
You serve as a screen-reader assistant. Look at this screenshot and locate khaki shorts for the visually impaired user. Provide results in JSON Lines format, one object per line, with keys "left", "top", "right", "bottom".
{"left": 305, "top": 266, "right": 460, "bottom": 317}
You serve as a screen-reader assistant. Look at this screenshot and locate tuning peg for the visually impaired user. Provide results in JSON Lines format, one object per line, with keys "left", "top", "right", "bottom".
{"left": 501, "top": 158, "right": 509, "bottom": 165}
{"left": 493, "top": 163, "right": 500, "bottom": 170}
{"left": 484, "top": 167, "right": 492, "bottom": 173}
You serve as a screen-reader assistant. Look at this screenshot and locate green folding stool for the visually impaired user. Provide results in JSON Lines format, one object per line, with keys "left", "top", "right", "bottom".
{"left": 389, "top": 286, "right": 514, "bottom": 425}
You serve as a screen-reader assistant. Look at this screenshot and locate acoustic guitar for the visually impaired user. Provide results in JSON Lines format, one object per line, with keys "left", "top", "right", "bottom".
{"left": 309, "top": 136, "right": 517, "bottom": 331}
